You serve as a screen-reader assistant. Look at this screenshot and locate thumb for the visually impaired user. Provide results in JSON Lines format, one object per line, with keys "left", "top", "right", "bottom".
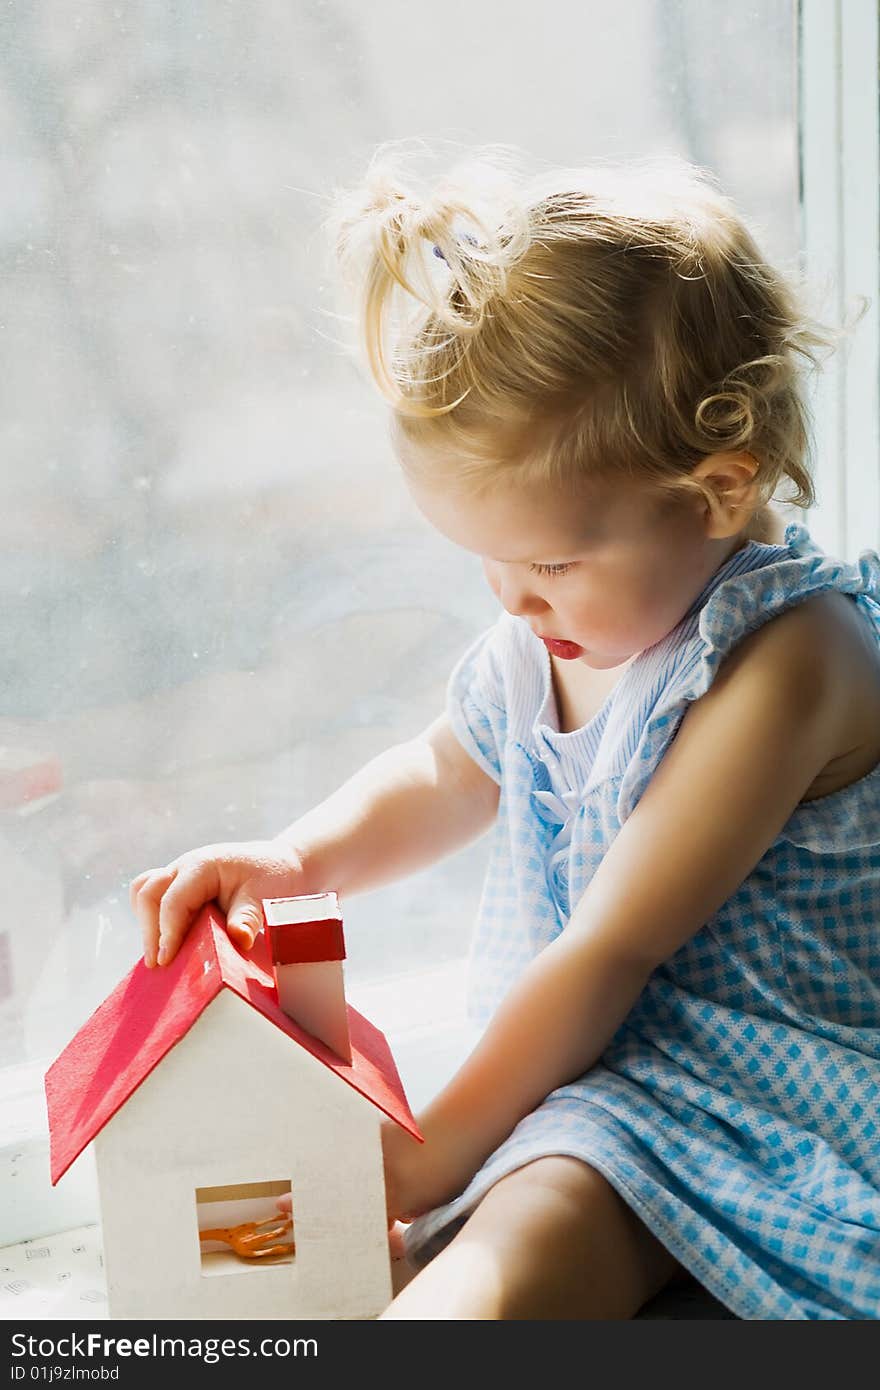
{"left": 225, "top": 893, "right": 264, "bottom": 952}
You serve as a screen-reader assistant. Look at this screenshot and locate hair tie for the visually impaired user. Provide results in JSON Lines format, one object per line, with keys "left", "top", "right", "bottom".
{"left": 432, "top": 231, "right": 479, "bottom": 265}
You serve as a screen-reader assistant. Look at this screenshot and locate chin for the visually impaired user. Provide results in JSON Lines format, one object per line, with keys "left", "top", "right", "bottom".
{"left": 580, "top": 650, "right": 633, "bottom": 670}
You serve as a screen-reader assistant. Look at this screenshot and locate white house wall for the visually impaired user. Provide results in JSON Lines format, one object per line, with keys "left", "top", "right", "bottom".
{"left": 94, "top": 989, "right": 392, "bottom": 1319}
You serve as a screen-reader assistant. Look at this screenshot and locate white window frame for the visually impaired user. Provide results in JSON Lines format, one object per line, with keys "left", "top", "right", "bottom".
{"left": 799, "top": 0, "right": 880, "bottom": 558}
{"left": 2, "top": 1, "right": 878, "bottom": 1251}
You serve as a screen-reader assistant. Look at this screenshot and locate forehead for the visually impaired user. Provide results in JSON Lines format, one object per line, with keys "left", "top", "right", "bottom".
{"left": 406, "top": 470, "right": 655, "bottom": 562}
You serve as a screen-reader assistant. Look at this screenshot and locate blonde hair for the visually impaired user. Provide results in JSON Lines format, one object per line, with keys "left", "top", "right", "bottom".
{"left": 329, "top": 142, "right": 842, "bottom": 517}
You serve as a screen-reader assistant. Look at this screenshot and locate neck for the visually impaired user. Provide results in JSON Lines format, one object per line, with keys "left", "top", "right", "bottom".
{"left": 743, "top": 503, "right": 787, "bottom": 546}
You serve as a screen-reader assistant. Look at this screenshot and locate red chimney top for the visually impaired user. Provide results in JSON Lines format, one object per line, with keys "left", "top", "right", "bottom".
{"left": 261, "top": 892, "right": 352, "bottom": 1064}
{"left": 263, "top": 892, "right": 346, "bottom": 965}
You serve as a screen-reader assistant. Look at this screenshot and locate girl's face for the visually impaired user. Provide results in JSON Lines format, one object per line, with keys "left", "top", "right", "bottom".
{"left": 406, "top": 467, "right": 745, "bottom": 670}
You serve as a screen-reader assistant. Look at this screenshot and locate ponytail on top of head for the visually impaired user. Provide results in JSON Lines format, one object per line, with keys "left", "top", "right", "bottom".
{"left": 326, "top": 139, "right": 845, "bottom": 516}
{"left": 328, "top": 140, "right": 533, "bottom": 413}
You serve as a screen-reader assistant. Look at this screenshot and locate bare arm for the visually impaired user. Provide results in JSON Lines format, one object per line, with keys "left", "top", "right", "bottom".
{"left": 132, "top": 713, "right": 499, "bottom": 966}
{"left": 385, "top": 600, "right": 845, "bottom": 1219}
{"left": 276, "top": 713, "right": 500, "bottom": 898}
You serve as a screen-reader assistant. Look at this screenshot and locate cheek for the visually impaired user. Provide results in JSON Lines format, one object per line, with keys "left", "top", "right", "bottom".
{"left": 566, "top": 574, "right": 647, "bottom": 642}
{"left": 622, "top": 572, "right": 690, "bottom": 643}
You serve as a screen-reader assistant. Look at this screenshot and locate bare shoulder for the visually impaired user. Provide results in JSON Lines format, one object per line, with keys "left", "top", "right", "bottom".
{"left": 715, "top": 590, "right": 880, "bottom": 802}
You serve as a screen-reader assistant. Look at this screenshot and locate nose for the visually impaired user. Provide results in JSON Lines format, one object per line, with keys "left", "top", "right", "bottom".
{"left": 485, "top": 561, "right": 549, "bottom": 618}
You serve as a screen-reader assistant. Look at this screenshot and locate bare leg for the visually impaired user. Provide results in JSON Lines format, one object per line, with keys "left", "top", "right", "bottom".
{"left": 380, "top": 1156, "right": 684, "bottom": 1320}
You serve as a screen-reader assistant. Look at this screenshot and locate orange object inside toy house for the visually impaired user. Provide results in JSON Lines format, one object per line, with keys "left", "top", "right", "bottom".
{"left": 196, "top": 1180, "right": 294, "bottom": 1275}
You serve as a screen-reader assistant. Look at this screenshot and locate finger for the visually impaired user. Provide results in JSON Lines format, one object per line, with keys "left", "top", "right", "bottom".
{"left": 128, "top": 869, "right": 153, "bottom": 911}
{"left": 156, "top": 859, "right": 221, "bottom": 966}
{"left": 132, "top": 867, "right": 178, "bottom": 968}
{"left": 224, "top": 889, "right": 265, "bottom": 953}
{"left": 274, "top": 1194, "right": 292, "bottom": 1215}
{"left": 388, "top": 1221, "right": 409, "bottom": 1260}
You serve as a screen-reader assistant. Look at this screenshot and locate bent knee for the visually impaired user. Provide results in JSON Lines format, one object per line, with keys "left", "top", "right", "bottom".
{"left": 489, "top": 1154, "right": 613, "bottom": 1211}
{"left": 466, "top": 1155, "right": 627, "bottom": 1254}
{"left": 449, "top": 1156, "right": 678, "bottom": 1319}
{"left": 475, "top": 1156, "right": 681, "bottom": 1286}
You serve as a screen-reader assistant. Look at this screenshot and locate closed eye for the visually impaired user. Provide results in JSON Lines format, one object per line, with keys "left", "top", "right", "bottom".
{"left": 529, "top": 562, "right": 574, "bottom": 577}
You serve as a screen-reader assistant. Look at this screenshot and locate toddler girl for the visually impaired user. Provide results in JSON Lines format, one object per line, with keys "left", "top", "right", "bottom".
{"left": 132, "top": 148, "right": 880, "bottom": 1320}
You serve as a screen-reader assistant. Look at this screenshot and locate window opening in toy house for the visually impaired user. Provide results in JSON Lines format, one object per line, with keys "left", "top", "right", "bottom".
{"left": 196, "top": 1180, "right": 294, "bottom": 1276}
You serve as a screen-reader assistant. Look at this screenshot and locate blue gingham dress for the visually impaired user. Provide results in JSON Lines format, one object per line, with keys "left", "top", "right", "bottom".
{"left": 404, "top": 522, "right": 880, "bottom": 1320}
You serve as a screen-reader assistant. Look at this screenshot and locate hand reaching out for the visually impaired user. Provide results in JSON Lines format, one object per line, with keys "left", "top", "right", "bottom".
{"left": 130, "top": 839, "right": 310, "bottom": 968}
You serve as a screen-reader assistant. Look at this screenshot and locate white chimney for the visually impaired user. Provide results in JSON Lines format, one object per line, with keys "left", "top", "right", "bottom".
{"left": 261, "top": 892, "right": 352, "bottom": 1065}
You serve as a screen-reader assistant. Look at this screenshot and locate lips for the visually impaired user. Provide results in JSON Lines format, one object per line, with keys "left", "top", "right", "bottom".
{"left": 539, "top": 636, "right": 584, "bottom": 660}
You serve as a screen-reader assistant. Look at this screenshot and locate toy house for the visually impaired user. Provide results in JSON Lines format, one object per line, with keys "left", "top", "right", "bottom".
{"left": 45, "top": 893, "right": 421, "bottom": 1321}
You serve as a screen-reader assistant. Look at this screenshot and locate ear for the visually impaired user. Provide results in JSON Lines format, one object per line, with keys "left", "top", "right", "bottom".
{"left": 690, "top": 452, "right": 761, "bottom": 538}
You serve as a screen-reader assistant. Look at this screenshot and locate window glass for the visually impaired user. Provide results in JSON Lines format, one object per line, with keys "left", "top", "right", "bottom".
{"left": 1, "top": 0, "right": 797, "bottom": 1071}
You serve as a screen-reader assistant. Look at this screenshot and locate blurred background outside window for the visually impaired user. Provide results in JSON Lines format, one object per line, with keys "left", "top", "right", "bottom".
{"left": 1, "top": 1, "right": 804, "bottom": 1096}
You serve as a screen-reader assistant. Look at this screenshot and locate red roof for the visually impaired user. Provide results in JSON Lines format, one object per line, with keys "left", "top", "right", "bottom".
{"left": 45, "top": 904, "right": 422, "bottom": 1186}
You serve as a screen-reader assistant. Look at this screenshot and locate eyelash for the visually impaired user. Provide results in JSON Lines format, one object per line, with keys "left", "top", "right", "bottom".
{"left": 529, "top": 562, "right": 574, "bottom": 578}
